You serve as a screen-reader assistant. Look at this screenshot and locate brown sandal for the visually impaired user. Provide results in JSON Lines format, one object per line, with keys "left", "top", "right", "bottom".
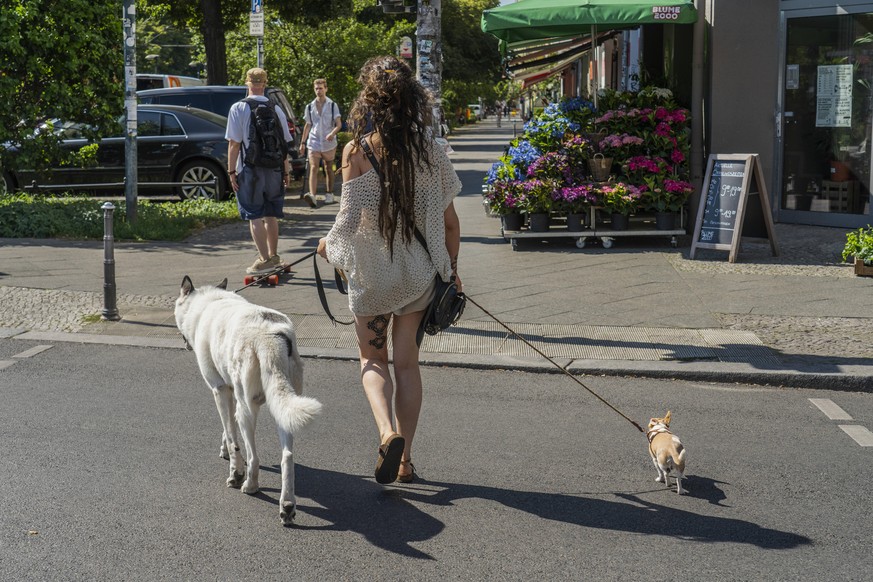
{"left": 397, "top": 459, "right": 416, "bottom": 483}
{"left": 375, "top": 433, "right": 405, "bottom": 484}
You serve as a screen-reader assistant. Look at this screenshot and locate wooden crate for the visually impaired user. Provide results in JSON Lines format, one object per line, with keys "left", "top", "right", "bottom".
{"left": 854, "top": 258, "right": 873, "bottom": 277}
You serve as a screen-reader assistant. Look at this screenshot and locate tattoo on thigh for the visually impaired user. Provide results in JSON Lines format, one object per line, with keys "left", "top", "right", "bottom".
{"left": 367, "top": 315, "right": 389, "bottom": 349}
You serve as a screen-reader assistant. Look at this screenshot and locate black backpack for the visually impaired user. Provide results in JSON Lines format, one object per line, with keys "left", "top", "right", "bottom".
{"left": 243, "top": 97, "right": 288, "bottom": 169}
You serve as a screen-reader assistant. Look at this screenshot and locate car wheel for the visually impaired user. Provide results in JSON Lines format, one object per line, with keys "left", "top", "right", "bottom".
{"left": 176, "top": 160, "right": 227, "bottom": 201}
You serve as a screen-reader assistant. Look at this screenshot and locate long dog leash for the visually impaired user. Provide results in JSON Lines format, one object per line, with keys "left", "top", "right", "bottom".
{"left": 234, "top": 248, "right": 354, "bottom": 327}
{"left": 233, "top": 250, "right": 316, "bottom": 293}
{"left": 464, "top": 294, "right": 644, "bottom": 434}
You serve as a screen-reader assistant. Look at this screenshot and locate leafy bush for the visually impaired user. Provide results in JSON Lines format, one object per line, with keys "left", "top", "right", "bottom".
{"left": 842, "top": 225, "right": 873, "bottom": 263}
{"left": 0, "top": 193, "right": 238, "bottom": 240}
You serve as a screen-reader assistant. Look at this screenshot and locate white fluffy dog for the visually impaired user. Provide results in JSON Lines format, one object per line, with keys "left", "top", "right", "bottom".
{"left": 175, "top": 276, "right": 322, "bottom": 525}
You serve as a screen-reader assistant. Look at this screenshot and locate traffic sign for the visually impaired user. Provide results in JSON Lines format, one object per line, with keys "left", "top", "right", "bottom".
{"left": 250, "top": 13, "right": 264, "bottom": 36}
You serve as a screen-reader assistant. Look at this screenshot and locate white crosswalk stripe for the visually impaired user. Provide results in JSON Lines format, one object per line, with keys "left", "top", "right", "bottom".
{"left": 809, "top": 398, "right": 853, "bottom": 421}
{"left": 838, "top": 425, "right": 873, "bottom": 447}
{"left": 12, "top": 345, "right": 54, "bottom": 359}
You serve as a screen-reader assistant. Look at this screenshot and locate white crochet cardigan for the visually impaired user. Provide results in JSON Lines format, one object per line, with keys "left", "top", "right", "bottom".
{"left": 325, "top": 141, "right": 462, "bottom": 316}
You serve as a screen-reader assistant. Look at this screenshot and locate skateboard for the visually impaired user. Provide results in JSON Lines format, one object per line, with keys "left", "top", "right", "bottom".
{"left": 243, "top": 263, "right": 293, "bottom": 287}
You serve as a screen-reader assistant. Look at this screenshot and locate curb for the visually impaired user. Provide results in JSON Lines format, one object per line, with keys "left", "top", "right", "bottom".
{"left": 7, "top": 328, "right": 872, "bottom": 393}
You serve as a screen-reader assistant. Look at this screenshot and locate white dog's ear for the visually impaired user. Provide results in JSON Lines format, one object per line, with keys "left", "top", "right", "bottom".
{"left": 217, "top": 278, "right": 228, "bottom": 290}
{"left": 664, "top": 411, "right": 672, "bottom": 425}
{"left": 181, "top": 276, "right": 195, "bottom": 296}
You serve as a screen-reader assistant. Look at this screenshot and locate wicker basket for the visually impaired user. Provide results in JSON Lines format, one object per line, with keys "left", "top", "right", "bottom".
{"left": 588, "top": 153, "right": 613, "bottom": 182}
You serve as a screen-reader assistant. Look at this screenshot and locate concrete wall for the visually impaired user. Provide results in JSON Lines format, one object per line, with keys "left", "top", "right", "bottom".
{"left": 708, "top": 0, "right": 780, "bottom": 194}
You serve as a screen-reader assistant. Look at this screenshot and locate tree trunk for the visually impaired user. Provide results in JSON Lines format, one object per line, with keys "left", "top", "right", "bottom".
{"left": 200, "top": 0, "right": 227, "bottom": 85}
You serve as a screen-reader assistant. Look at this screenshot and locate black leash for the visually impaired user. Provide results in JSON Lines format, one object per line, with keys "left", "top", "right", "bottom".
{"left": 312, "top": 253, "right": 354, "bottom": 326}
{"left": 464, "top": 294, "right": 644, "bottom": 434}
{"left": 233, "top": 247, "right": 354, "bottom": 326}
{"left": 234, "top": 251, "right": 316, "bottom": 293}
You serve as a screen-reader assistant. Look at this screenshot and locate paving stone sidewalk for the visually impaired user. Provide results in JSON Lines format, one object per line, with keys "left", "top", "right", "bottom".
{"left": 2, "top": 117, "right": 872, "bottom": 390}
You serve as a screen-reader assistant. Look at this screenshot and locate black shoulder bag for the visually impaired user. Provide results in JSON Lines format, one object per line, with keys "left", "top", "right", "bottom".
{"left": 360, "top": 138, "right": 466, "bottom": 346}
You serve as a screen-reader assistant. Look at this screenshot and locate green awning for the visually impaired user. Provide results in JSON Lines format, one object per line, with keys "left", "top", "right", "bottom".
{"left": 482, "top": 0, "right": 698, "bottom": 45}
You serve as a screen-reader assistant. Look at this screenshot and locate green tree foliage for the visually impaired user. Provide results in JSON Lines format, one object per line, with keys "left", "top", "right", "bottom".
{"left": 0, "top": 0, "right": 122, "bottom": 171}
{"left": 442, "top": 0, "right": 501, "bottom": 83}
{"left": 225, "top": 17, "right": 414, "bottom": 116}
{"left": 142, "top": 0, "right": 356, "bottom": 84}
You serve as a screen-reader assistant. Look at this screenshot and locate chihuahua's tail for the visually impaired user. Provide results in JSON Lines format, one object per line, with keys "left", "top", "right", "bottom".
{"left": 674, "top": 446, "right": 687, "bottom": 474}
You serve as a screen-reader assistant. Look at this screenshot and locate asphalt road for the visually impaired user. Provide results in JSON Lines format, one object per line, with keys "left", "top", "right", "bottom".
{"left": 1, "top": 339, "right": 871, "bottom": 580}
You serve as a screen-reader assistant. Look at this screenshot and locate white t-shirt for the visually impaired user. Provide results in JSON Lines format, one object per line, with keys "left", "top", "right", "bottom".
{"left": 304, "top": 97, "right": 341, "bottom": 153}
{"left": 325, "top": 140, "right": 462, "bottom": 315}
{"left": 225, "top": 95, "right": 292, "bottom": 173}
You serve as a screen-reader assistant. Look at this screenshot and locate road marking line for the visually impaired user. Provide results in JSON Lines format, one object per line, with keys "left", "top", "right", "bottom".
{"left": 838, "top": 425, "right": 873, "bottom": 447}
{"left": 809, "top": 398, "right": 853, "bottom": 421}
{"left": 0, "top": 360, "right": 15, "bottom": 370}
{"left": 12, "top": 345, "right": 54, "bottom": 359}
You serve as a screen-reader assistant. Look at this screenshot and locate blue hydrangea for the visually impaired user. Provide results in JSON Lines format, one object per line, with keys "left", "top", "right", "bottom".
{"left": 508, "top": 140, "right": 541, "bottom": 168}
{"left": 485, "top": 162, "right": 502, "bottom": 185}
{"left": 560, "top": 97, "right": 596, "bottom": 114}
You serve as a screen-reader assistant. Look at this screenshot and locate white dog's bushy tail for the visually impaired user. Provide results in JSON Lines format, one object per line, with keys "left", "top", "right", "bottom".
{"left": 260, "top": 336, "right": 322, "bottom": 433}
{"left": 266, "top": 388, "right": 322, "bottom": 434}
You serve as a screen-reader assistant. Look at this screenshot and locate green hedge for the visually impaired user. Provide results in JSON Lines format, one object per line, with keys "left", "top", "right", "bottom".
{"left": 0, "top": 193, "right": 239, "bottom": 240}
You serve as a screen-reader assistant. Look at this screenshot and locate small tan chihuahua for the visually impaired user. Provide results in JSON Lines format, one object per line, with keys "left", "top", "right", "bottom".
{"left": 646, "top": 411, "right": 687, "bottom": 494}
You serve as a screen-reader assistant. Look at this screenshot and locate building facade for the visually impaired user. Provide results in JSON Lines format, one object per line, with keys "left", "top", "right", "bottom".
{"left": 708, "top": 0, "right": 873, "bottom": 228}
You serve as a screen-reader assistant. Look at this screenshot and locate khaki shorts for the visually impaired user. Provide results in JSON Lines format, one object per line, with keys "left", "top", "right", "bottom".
{"left": 393, "top": 279, "right": 436, "bottom": 316}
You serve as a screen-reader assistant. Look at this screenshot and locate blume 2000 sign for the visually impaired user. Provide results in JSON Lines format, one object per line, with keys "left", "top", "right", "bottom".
{"left": 653, "top": 7, "right": 681, "bottom": 20}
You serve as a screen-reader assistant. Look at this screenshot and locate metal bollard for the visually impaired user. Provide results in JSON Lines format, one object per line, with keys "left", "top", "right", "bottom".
{"left": 101, "top": 202, "right": 120, "bottom": 321}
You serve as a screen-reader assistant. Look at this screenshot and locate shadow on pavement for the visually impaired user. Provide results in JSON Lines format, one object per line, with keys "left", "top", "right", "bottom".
{"left": 285, "top": 465, "right": 809, "bottom": 557}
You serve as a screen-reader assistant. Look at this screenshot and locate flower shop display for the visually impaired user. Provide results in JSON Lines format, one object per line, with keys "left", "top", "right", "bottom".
{"left": 482, "top": 87, "right": 693, "bottom": 246}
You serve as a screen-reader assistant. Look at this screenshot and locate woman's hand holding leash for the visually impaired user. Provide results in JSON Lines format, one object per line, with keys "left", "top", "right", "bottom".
{"left": 317, "top": 237, "right": 328, "bottom": 260}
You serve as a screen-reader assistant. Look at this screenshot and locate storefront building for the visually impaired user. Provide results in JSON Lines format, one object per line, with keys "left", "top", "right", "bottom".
{"left": 489, "top": 1, "right": 873, "bottom": 229}
{"left": 707, "top": 0, "right": 873, "bottom": 228}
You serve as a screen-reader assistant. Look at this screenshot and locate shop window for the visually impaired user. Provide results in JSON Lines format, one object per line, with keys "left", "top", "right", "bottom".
{"left": 782, "top": 13, "right": 873, "bottom": 216}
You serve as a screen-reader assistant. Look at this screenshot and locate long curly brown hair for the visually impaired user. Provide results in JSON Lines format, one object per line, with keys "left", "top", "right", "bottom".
{"left": 347, "top": 55, "right": 434, "bottom": 257}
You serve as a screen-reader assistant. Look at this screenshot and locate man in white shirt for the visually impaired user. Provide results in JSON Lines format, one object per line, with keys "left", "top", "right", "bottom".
{"left": 299, "top": 78, "right": 342, "bottom": 206}
{"left": 225, "top": 67, "right": 293, "bottom": 274}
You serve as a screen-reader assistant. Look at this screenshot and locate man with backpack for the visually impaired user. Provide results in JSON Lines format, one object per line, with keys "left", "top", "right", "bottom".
{"left": 225, "top": 67, "right": 294, "bottom": 275}
{"left": 299, "top": 78, "right": 342, "bottom": 206}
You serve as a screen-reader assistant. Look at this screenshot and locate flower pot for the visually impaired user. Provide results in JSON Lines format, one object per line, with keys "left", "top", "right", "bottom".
{"left": 830, "top": 161, "right": 851, "bottom": 182}
{"left": 501, "top": 212, "right": 524, "bottom": 231}
{"left": 610, "top": 213, "right": 629, "bottom": 231}
{"left": 566, "top": 212, "right": 587, "bottom": 232}
{"left": 655, "top": 211, "right": 678, "bottom": 230}
{"left": 854, "top": 257, "right": 873, "bottom": 277}
{"left": 588, "top": 154, "right": 613, "bottom": 182}
{"left": 528, "top": 212, "right": 551, "bottom": 232}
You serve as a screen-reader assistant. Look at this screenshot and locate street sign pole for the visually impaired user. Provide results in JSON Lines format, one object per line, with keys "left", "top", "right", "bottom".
{"left": 250, "top": 0, "right": 264, "bottom": 66}
{"left": 122, "top": 0, "right": 138, "bottom": 223}
{"left": 416, "top": 0, "right": 443, "bottom": 139}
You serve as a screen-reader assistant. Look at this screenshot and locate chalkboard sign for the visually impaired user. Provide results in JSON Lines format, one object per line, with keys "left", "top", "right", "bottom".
{"left": 690, "top": 154, "right": 779, "bottom": 263}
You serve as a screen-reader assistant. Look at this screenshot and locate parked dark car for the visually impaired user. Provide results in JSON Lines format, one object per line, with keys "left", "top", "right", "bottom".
{"left": 1, "top": 104, "right": 231, "bottom": 201}
{"left": 137, "top": 85, "right": 306, "bottom": 179}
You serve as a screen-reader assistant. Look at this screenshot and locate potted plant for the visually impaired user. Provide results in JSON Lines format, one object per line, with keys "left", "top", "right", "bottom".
{"left": 641, "top": 176, "right": 694, "bottom": 230}
{"left": 557, "top": 182, "right": 598, "bottom": 231}
{"left": 592, "top": 133, "right": 645, "bottom": 181}
{"left": 484, "top": 179, "right": 526, "bottom": 230}
{"left": 521, "top": 178, "right": 559, "bottom": 231}
{"left": 842, "top": 225, "right": 873, "bottom": 276}
{"left": 598, "top": 182, "right": 643, "bottom": 230}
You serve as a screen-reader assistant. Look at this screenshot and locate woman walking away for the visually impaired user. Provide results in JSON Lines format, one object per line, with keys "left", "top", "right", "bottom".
{"left": 317, "top": 56, "right": 462, "bottom": 484}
